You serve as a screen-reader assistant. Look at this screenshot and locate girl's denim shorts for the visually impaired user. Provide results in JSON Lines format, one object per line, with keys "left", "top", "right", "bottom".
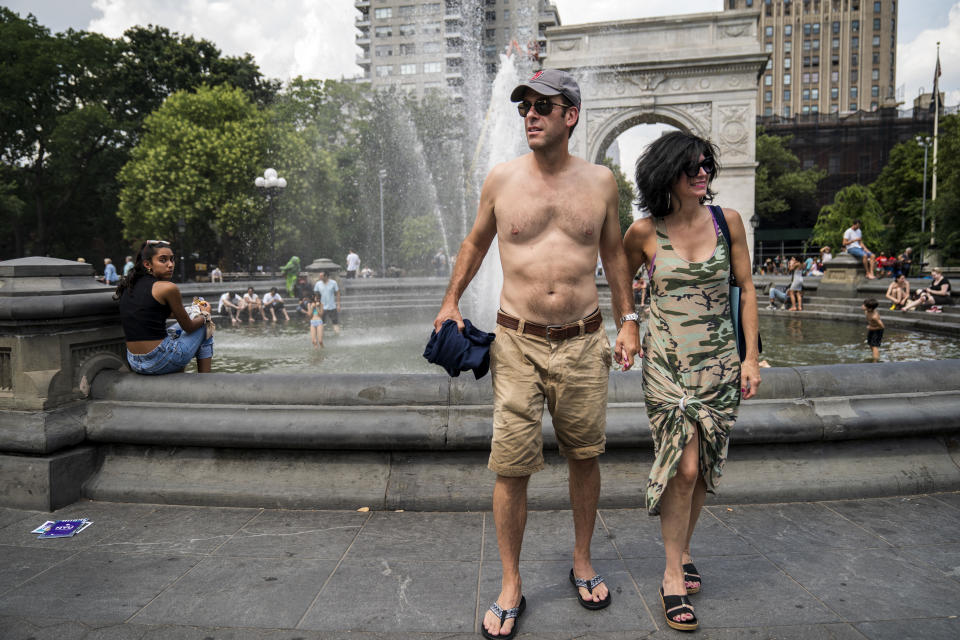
{"left": 127, "top": 323, "right": 214, "bottom": 375}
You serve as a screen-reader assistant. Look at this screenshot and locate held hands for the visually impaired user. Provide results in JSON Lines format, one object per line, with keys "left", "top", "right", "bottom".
{"left": 614, "top": 322, "right": 641, "bottom": 371}
{"left": 740, "top": 358, "right": 762, "bottom": 399}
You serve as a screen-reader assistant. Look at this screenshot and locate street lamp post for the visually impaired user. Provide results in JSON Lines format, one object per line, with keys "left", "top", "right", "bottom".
{"left": 254, "top": 168, "right": 287, "bottom": 274}
{"left": 177, "top": 216, "right": 186, "bottom": 283}
{"left": 917, "top": 136, "right": 932, "bottom": 233}
{"left": 378, "top": 169, "right": 387, "bottom": 276}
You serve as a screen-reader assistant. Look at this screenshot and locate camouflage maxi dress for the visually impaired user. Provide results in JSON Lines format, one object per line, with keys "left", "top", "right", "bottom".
{"left": 641, "top": 211, "right": 741, "bottom": 516}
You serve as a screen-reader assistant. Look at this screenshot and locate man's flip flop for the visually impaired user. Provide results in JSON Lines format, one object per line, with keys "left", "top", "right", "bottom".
{"left": 682, "top": 562, "right": 701, "bottom": 595}
{"left": 569, "top": 569, "right": 612, "bottom": 610}
{"left": 480, "top": 595, "right": 526, "bottom": 640}
{"left": 660, "top": 587, "right": 698, "bottom": 631}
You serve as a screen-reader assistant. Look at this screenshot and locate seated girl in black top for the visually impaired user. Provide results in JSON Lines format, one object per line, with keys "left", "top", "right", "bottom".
{"left": 114, "top": 240, "right": 214, "bottom": 374}
{"left": 902, "top": 267, "right": 952, "bottom": 312}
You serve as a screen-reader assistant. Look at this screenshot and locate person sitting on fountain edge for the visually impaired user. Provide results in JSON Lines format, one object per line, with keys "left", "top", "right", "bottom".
{"left": 114, "top": 240, "right": 214, "bottom": 374}
{"left": 432, "top": 68, "right": 638, "bottom": 640}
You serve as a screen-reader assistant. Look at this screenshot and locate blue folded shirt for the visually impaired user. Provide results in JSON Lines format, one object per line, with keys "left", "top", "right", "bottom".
{"left": 423, "top": 318, "right": 496, "bottom": 379}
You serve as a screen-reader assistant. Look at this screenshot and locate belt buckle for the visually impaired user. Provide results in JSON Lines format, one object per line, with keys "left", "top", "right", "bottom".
{"left": 545, "top": 324, "right": 564, "bottom": 341}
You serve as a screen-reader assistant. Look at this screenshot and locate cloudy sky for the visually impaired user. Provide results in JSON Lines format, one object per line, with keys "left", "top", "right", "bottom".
{"left": 6, "top": 0, "right": 956, "bottom": 106}
{"left": 5, "top": 0, "right": 957, "bottom": 201}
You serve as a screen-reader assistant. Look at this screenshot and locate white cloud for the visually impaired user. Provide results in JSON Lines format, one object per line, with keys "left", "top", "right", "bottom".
{"left": 897, "top": 2, "right": 960, "bottom": 107}
{"left": 552, "top": 0, "right": 721, "bottom": 25}
{"left": 88, "top": 0, "right": 361, "bottom": 82}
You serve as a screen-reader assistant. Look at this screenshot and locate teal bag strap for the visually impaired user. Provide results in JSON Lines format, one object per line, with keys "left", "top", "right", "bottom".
{"left": 708, "top": 205, "right": 761, "bottom": 362}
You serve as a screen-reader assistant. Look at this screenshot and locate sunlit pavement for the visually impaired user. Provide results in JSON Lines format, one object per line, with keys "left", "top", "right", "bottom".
{"left": 1, "top": 494, "right": 959, "bottom": 639}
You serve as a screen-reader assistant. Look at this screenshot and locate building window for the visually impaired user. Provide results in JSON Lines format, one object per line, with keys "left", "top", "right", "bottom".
{"left": 764, "top": 106, "right": 773, "bottom": 116}
{"left": 812, "top": 56, "right": 819, "bottom": 66}
{"left": 765, "top": 90, "right": 772, "bottom": 102}
{"left": 785, "top": 41, "right": 792, "bottom": 52}
{"left": 872, "top": 52, "right": 880, "bottom": 64}
{"left": 424, "top": 61, "right": 442, "bottom": 73}
{"left": 874, "top": 1, "right": 881, "bottom": 10}
{"left": 803, "top": 72, "right": 810, "bottom": 83}
{"left": 804, "top": 23, "right": 811, "bottom": 36}
{"left": 423, "top": 21, "right": 441, "bottom": 34}
{"left": 785, "top": 57, "right": 791, "bottom": 69}
{"left": 375, "top": 45, "right": 393, "bottom": 57}
{"left": 765, "top": 25, "right": 774, "bottom": 37}
{"left": 831, "top": 87, "right": 839, "bottom": 98}
{"left": 852, "top": 20, "right": 859, "bottom": 32}
{"left": 485, "top": 28, "right": 495, "bottom": 39}
{"left": 784, "top": 73, "right": 791, "bottom": 85}
{"left": 785, "top": 24, "right": 792, "bottom": 35}
{"left": 400, "top": 63, "right": 417, "bottom": 75}
{"left": 871, "top": 85, "right": 879, "bottom": 97}
{"left": 850, "top": 86, "right": 858, "bottom": 98}
{"left": 399, "top": 43, "right": 415, "bottom": 55}
{"left": 766, "top": 43, "right": 774, "bottom": 52}
{"left": 375, "top": 25, "right": 393, "bottom": 38}
{"left": 766, "top": 59, "right": 773, "bottom": 69}
{"left": 423, "top": 41, "right": 441, "bottom": 53}
{"left": 833, "top": 37, "right": 840, "bottom": 49}
{"left": 873, "top": 17, "right": 881, "bottom": 30}
{"left": 831, "top": 103, "right": 839, "bottom": 113}
{"left": 804, "top": 40, "right": 811, "bottom": 51}
{"left": 803, "top": 88, "right": 810, "bottom": 100}
{"left": 784, "top": 105, "right": 791, "bottom": 117}
{"left": 871, "top": 101, "right": 878, "bottom": 110}
{"left": 503, "top": 9, "right": 509, "bottom": 19}
{"left": 812, "top": 105, "right": 819, "bottom": 113}
{"left": 802, "top": 105, "right": 810, "bottom": 114}
{"left": 852, "top": 36, "right": 859, "bottom": 49}
{"left": 812, "top": 72, "right": 819, "bottom": 82}
{"left": 398, "top": 5, "right": 415, "bottom": 17}
{"left": 784, "top": 89, "right": 791, "bottom": 100}
{"left": 424, "top": 2, "right": 441, "bottom": 13}
{"left": 851, "top": 69, "right": 858, "bottom": 81}
{"left": 850, "top": 102, "right": 857, "bottom": 111}
{"left": 833, "top": 21, "right": 840, "bottom": 34}
{"left": 871, "top": 68, "right": 879, "bottom": 80}
{"left": 376, "top": 65, "right": 392, "bottom": 77}
{"left": 813, "top": 39, "right": 819, "bottom": 50}
{"left": 804, "top": 56, "right": 810, "bottom": 66}
{"left": 831, "top": 70, "right": 839, "bottom": 82}
{"left": 746, "top": 0, "right": 753, "bottom": 5}
{"left": 764, "top": 74, "right": 773, "bottom": 86}
{"left": 812, "top": 88, "right": 819, "bottom": 99}
{"left": 813, "top": 23, "right": 820, "bottom": 35}
{"left": 729, "top": 0, "right": 736, "bottom": 8}
{"left": 399, "top": 23, "right": 415, "bottom": 36}
{"left": 374, "top": 7, "right": 392, "bottom": 19}
{"left": 872, "top": 35, "right": 880, "bottom": 46}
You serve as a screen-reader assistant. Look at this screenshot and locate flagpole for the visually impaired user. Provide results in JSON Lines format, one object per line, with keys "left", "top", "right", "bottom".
{"left": 931, "top": 44, "right": 940, "bottom": 227}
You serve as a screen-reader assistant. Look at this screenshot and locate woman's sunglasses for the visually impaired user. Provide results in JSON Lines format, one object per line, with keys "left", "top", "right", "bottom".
{"left": 682, "top": 157, "right": 715, "bottom": 178}
{"left": 517, "top": 99, "right": 571, "bottom": 117}
{"left": 144, "top": 239, "right": 170, "bottom": 246}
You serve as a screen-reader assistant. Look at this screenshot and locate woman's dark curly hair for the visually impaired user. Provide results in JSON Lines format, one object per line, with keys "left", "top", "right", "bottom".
{"left": 112, "top": 240, "right": 171, "bottom": 301}
{"left": 634, "top": 131, "right": 720, "bottom": 218}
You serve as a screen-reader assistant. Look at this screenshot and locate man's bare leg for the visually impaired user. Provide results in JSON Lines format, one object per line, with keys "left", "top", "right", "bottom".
{"left": 568, "top": 456, "right": 609, "bottom": 603}
{"left": 483, "top": 474, "right": 528, "bottom": 637}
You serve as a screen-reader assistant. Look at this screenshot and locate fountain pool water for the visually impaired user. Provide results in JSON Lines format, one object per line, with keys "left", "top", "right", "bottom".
{"left": 204, "top": 311, "right": 960, "bottom": 374}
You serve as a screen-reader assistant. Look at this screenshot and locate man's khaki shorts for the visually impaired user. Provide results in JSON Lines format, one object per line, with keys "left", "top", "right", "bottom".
{"left": 488, "top": 324, "right": 612, "bottom": 476}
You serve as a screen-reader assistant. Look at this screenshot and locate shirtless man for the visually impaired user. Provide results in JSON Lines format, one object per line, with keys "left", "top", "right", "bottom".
{"left": 432, "top": 69, "right": 638, "bottom": 639}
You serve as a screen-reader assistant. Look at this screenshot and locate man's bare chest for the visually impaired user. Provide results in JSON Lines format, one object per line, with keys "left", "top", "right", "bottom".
{"left": 495, "top": 192, "right": 605, "bottom": 245}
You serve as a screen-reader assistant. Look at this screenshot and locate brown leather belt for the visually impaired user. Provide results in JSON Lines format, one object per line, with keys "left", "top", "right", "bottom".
{"left": 496, "top": 309, "right": 602, "bottom": 341}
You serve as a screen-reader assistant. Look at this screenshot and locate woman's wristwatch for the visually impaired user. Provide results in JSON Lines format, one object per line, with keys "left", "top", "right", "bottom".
{"left": 619, "top": 313, "right": 639, "bottom": 329}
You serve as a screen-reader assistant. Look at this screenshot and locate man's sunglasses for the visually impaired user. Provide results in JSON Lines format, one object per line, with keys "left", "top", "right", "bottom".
{"left": 682, "top": 157, "right": 716, "bottom": 178}
{"left": 517, "top": 99, "right": 571, "bottom": 117}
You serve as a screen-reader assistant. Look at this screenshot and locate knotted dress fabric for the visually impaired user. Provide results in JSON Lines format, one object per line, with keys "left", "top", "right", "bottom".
{"left": 641, "top": 215, "right": 741, "bottom": 515}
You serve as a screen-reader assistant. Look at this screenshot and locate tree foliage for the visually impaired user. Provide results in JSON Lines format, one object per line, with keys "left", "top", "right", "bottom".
{"left": 811, "top": 184, "right": 884, "bottom": 250}
{"left": 754, "top": 130, "right": 824, "bottom": 228}
{"left": 601, "top": 157, "right": 636, "bottom": 236}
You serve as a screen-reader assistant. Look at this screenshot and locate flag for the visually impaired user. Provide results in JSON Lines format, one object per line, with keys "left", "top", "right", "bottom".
{"left": 930, "top": 52, "right": 942, "bottom": 114}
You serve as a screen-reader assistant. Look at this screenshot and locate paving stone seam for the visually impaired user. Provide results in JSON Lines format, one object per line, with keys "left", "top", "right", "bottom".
{"left": 594, "top": 509, "right": 660, "bottom": 631}
{"left": 121, "top": 507, "right": 264, "bottom": 624}
{"left": 818, "top": 500, "right": 899, "bottom": 548}
{"left": 703, "top": 504, "right": 858, "bottom": 628}
{"left": 0, "top": 544, "right": 86, "bottom": 601}
{"left": 294, "top": 509, "right": 374, "bottom": 630}
{"left": 473, "top": 511, "right": 486, "bottom": 635}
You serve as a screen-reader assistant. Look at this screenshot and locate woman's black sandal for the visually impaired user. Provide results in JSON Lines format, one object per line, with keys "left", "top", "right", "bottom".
{"left": 682, "top": 562, "right": 701, "bottom": 594}
{"left": 481, "top": 595, "right": 526, "bottom": 640}
{"left": 660, "top": 587, "right": 698, "bottom": 631}
{"left": 569, "top": 569, "right": 612, "bottom": 610}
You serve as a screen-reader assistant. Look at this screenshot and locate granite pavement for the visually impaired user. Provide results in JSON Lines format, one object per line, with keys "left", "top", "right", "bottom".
{"left": 2, "top": 493, "right": 959, "bottom": 639}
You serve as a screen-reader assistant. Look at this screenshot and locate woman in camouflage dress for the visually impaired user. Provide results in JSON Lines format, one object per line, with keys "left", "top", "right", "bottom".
{"left": 623, "top": 132, "right": 761, "bottom": 631}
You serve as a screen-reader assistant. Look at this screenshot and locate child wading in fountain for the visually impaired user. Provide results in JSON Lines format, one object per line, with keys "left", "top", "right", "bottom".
{"left": 308, "top": 293, "right": 324, "bottom": 349}
{"left": 863, "top": 298, "right": 884, "bottom": 362}
{"left": 115, "top": 240, "right": 214, "bottom": 374}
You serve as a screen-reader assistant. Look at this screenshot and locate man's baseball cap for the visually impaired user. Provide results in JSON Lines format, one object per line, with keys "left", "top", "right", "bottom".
{"left": 510, "top": 69, "right": 581, "bottom": 109}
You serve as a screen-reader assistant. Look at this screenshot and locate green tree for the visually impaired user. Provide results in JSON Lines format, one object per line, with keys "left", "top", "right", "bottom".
{"left": 811, "top": 183, "right": 884, "bottom": 251}
{"left": 754, "top": 130, "right": 824, "bottom": 228}
{"left": 399, "top": 214, "right": 443, "bottom": 270}
{"left": 117, "top": 84, "right": 270, "bottom": 269}
{"left": 601, "top": 157, "right": 636, "bottom": 236}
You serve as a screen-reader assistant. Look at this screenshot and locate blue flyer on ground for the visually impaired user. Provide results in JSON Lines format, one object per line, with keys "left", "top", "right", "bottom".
{"left": 36, "top": 519, "right": 88, "bottom": 538}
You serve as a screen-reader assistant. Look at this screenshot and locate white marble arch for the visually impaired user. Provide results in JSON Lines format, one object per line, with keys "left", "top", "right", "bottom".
{"left": 543, "top": 9, "right": 767, "bottom": 259}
